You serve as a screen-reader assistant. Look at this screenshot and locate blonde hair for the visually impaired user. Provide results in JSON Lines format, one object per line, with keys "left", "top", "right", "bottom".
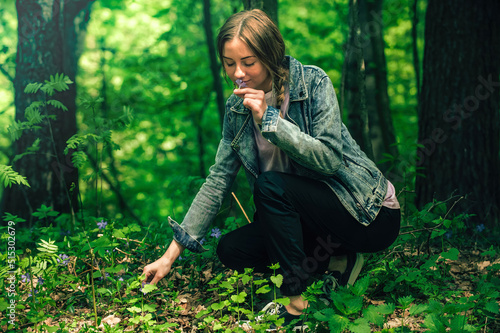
{"left": 216, "top": 9, "right": 289, "bottom": 106}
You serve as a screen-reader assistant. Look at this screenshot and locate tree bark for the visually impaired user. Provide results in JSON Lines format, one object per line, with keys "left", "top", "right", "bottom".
{"left": 342, "top": 0, "right": 374, "bottom": 161}
{"left": 242, "top": 0, "right": 278, "bottom": 24}
{"left": 1, "top": 0, "right": 94, "bottom": 225}
{"left": 416, "top": 0, "right": 500, "bottom": 225}
{"left": 358, "top": 0, "right": 398, "bottom": 169}
{"left": 202, "top": 0, "right": 226, "bottom": 128}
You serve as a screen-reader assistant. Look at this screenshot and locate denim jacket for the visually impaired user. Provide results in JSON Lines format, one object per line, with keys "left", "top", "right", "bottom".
{"left": 169, "top": 56, "right": 388, "bottom": 253}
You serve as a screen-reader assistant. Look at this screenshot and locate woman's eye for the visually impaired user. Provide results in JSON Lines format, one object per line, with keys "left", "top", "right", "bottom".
{"left": 244, "top": 62, "right": 255, "bottom": 67}
{"left": 225, "top": 62, "right": 235, "bottom": 67}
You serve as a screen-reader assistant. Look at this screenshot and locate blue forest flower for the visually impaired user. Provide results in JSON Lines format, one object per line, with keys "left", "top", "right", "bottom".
{"left": 21, "top": 273, "right": 30, "bottom": 283}
{"left": 97, "top": 219, "right": 108, "bottom": 230}
{"left": 37, "top": 277, "right": 45, "bottom": 286}
{"left": 57, "top": 254, "right": 70, "bottom": 266}
{"left": 210, "top": 227, "right": 222, "bottom": 239}
{"left": 476, "top": 224, "right": 485, "bottom": 233}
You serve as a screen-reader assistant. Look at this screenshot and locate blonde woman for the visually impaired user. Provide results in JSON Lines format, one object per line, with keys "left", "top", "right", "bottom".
{"left": 144, "top": 9, "right": 400, "bottom": 331}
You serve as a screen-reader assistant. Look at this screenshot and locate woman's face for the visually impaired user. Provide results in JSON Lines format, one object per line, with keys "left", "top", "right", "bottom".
{"left": 222, "top": 38, "right": 272, "bottom": 92}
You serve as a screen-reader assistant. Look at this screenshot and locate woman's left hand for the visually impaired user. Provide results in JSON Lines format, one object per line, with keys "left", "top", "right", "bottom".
{"left": 234, "top": 88, "right": 267, "bottom": 125}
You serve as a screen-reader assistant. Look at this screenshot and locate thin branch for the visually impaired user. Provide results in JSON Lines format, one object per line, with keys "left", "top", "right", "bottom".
{"left": 0, "top": 63, "right": 14, "bottom": 83}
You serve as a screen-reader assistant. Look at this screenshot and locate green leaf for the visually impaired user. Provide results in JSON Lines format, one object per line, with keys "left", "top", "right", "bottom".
{"left": 230, "top": 291, "right": 247, "bottom": 303}
{"left": 485, "top": 301, "right": 500, "bottom": 314}
{"left": 409, "top": 303, "right": 428, "bottom": 316}
{"left": 24, "top": 82, "right": 43, "bottom": 94}
{"left": 127, "top": 306, "right": 142, "bottom": 314}
{"left": 350, "top": 317, "right": 371, "bottom": 333}
{"left": 423, "top": 313, "right": 446, "bottom": 333}
{"left": 255, "top": 285, "right": 271, "bottom": 294}
{"left": 270, "top": 274, "right": 283, "bottom": 288}
{"left": 376, "top": 303, "right": 396, "bottom": 315}
{"left": 47, "top": 99, "right": 68, "bottom": 111}
{"left": 440, "top": 248, "right": 459, "bottom": 261}
{"left": 362, "top": 306, "right": 384, "bottom": 326}
{"left": 350, "top": 275, "right": 370, "bottom": 296}
{"left": 142, "top": 283, "right": 158, "bottom": 294}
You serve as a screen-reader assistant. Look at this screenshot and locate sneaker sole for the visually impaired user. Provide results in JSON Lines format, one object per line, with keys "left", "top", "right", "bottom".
{"left": 346, "top": 253, "right": 364, "bottom": 286}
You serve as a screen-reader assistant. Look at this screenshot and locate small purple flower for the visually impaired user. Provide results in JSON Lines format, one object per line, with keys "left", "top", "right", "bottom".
{"left": 210, "top": 227, "right": 222, "bottom": 239}
{"left": 37, "top": 277, "right": 45, "bottom": 286}
{"left": 57, "top": 254, "right": 70, "bottom": 266}
{"left": 21, "top": 273, "right": 30, "bottom": 283}
{"left": 118, "top": 276, "right": 124, "bottom": 281}
{"left": 199, "top": 238, "right": 206, "bottom": 245}
{"left": 28, "top": 288, "right": 38, "bottom": 297}
{"left": 476, "top": 224, "right": 485, "bottom": 233}
{"left": 236, "top": 79, "right": 247, "bottom": 89}
{"left": 97, "top": 219, "right": 107, "bottom": 230}
{"left": 140, "top": 281, "right": 149, "bottom": 294}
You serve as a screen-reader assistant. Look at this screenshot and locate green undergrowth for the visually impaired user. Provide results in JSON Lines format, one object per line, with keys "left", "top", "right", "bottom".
{"left": 1, "top": 199, "right": 499, "bottom": 333}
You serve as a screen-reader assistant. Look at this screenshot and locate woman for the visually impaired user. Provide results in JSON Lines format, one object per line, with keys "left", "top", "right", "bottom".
{"left": 143, "top": 9, "right": 400, "bottom": 330}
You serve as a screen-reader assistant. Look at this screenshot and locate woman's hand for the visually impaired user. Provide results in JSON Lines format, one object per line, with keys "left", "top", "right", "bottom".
{"left": 142, "top": 239, "right": 185, "bottom": 285}
{"left": 234, "top": 88, "right": 267, "bottom": 125}
{"left": 142, "top": 257, "right": 172, "bottom": 285}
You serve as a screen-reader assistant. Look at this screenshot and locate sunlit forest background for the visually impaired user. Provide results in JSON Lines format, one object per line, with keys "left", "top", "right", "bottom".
{"left": 0, "top": 0, "right": 424, "bottom": 223}
{"left": 1, "top": 0, "right": 499, "bottom": 332}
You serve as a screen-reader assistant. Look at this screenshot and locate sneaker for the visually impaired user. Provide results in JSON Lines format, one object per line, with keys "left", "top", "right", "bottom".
{"left": 322, "top": 252, "right": 364, "bottom": 299}
{"left": 240, "top": 301, "right": 309, "bottom": 332}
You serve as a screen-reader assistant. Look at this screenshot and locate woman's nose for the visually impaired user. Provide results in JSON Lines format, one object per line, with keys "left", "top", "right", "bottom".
{"left": 234, "top": 64, "right": 245, "bottom": 78}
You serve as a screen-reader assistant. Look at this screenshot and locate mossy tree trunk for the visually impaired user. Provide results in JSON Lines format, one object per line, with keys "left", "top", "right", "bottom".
{"left": 1, "top": 0, "right": 94, "bottom": 225}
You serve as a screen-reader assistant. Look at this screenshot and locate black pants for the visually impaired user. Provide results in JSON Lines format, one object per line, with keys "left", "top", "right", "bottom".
{"left": 216, "top": 171, "right": 400, "bottom": 296}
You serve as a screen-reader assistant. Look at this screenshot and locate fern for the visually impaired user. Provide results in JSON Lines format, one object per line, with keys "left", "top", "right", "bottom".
{"left": 25, "top": 102, "right": 43, "bottom": 124}
{"left": 41, "top": 73, "right": 73, "bottom": 96}
{"left": 47, "top": 99, "right": 68, "bottom": 111}
{"left": 24, "top": 82, "right": 43, "bottom": 94}
{"left": 0, "top": 164, "right": 30, "bottom": 188}
{"left": 71, "top": 150, "right": 88, "bottom": 168}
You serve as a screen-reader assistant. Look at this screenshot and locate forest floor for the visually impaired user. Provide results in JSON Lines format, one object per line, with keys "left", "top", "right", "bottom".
{"left": 7, "top": 240, "right": 499, "bottom": 333}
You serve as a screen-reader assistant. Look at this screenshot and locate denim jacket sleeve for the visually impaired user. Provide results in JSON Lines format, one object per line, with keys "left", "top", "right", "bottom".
{"left": 261, "top": 69, "right": 343, "bottom": 176}
{"left": 169, "top": 112, "right": 241, "bottom": 253}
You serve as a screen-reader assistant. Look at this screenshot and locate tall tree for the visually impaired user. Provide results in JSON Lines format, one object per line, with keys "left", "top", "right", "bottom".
{"left": 358, "top": 0, "right": 398, "bottom": 168}
{"left": 416, "top": 0, "right": 500, "bottom": 225}
{"left": 341, "top": 0, "right": 373, "bottom": 160}
{"left": 203, "top": 0, "right": 226, "bottom": 128}
{"left": 243, "top": 0, "right": 278, "bottom": 24}
{"left": 1, "top": 0, "right": 95, "bottom": 224}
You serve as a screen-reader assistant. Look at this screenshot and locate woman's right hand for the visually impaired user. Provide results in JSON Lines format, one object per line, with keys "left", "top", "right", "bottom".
{"left": 142, "top": 257, "right": 172, "bottom": 285}
{"left": 142, "top": 239, "right": 185, "bottom": 285}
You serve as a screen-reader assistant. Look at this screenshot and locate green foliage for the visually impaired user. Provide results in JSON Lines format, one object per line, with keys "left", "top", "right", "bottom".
{"left": 0, "top": 164, "right": 30, "bottom": 188}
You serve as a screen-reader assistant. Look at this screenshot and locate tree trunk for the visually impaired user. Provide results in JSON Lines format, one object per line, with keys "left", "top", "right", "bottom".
{"left": 358, "top": 0, "right": 398, "bottom": 169}
{"left": 202, "top": 0, "right": 226, "bottom": 128}
{"left": 1, "top": 0, "right": 94, "bottom": 225}
{"left": 243, "top": 0, "right": 278, "bottom": 24}
{"left": 342, "top": 0, "right": 374, "bottom": 161}
{"left": 416, "top": 0, "right": 500, "bottom": 225}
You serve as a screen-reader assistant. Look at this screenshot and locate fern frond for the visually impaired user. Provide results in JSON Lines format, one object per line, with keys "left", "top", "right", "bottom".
{"left": 0, "top": 164, "right": 30, "bottom": 188}
{"left": 47, "top": 99, "right": 68, "bottom": 111}
{"left": 37, "top": 239, "right": 58, "bottom": 254}
{"left": 24, "top": 82, "right": 43, "bottom": 94}
{"left": 25, "top": 103, "right": 44, "bottom": 125}
{"left": 71, "top": 150, "right": 87, "bottom": 168}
